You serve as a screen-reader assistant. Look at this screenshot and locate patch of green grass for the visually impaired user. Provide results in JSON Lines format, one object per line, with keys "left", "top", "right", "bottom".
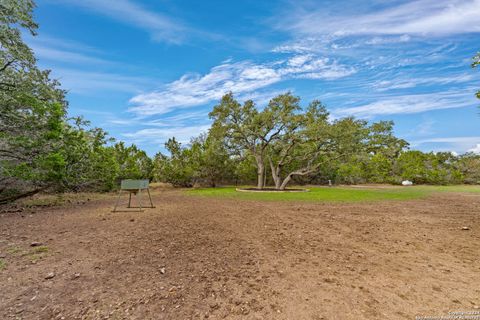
{"left": 29, "top": 254, "right": 43, "bottom": 263}
{"left": 186, "top": 186, "right": 433, "bottom": 202}
{"left": 0, "top": 258, "right": 5, "bottom": 271}
{"left": 22, "top": 246, "right": 49, "bottom": 263}
{"left": 7, "top": 246, "right": 22, "bottom": 255}
{"left": 186, "top": 185, "right": 480, "bottom": 203}
{"left": 32, "top": 245, "right": 49, "bottom": 254}
{"left": 23, "top": 245, "right": 48, "bottom": 256}
{"left": 414, "top": 185, "right": 480, "bottom": 193}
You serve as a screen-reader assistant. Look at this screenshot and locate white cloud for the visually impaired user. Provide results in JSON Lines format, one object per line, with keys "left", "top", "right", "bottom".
{"left": 129, "top": 55, "right": 355, "bottom": 116}
{"left": 468, "top": 144, "right": 480, "bottom": 154}
{"left": 407, "top": 119, "right": 436, "bottom": 137}
{"left": 365, "top": 35, "right": 411, "bottom": 45}
{"left": 413, "top": 136, "right": 480, "bottom": 144}
{"left": 32, "top": 45, "right": 113, "bottom": 66}
{"left": 333, "top": 90, "right": 476, "bottom": 118}
{"left": 283, "top": 0, "right": 480, "bottom": 37}
{"left": 373, "top": 74, "right": 474, "bottom": 91}
{"left": 410, "top": 136, "right": 480, "bottom": 154}
{"left": 123, "top": 124, "right": 211, "bottom": 145}
{"left": 26, "top": 34, "right": 102, "bottom": 54}
{"left": 51, "top": 68, "right": 154, "bottom": 94}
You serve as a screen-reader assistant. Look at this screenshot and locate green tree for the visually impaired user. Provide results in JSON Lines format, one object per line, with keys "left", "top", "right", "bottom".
{"left": 190, "top": 132, "right": 233, "bottom": 187}
{"left": 0, "top": 0, "right": 70, "bottom": 203}
{"left": 0, "top": 0, "right": 141, "bottom": 201}
{"left": 457, "top": 152, "right": 480, "bottom": 184}
{"left": 0, "top": 0, "right": 37, "bottom": 74}
{"left": 153, "top": 138, "right": 196, "bottom": 187}
{"left": 61, "top": 118, "right": 119, "bottom": 192}
{"left": 210, "top": 92, "right": 298, "bottom": 189}
{"left": 393, "top": 151, "right": 462, "bottom": 185}
{"left": 364, "top": 121, "right": 408, "bottom": 183}
{"left": 266, "top": 99, "right": 330, "bottom": 190}
{"left": 114, "top": 142, "right": 153, "bottom": 181}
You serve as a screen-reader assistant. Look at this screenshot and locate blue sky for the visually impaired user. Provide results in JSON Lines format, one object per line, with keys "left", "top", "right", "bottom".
{"left": 28, "top": 0, "right": 480, "bottom": 155}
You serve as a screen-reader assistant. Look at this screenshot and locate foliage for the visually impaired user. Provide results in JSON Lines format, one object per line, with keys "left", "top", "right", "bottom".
{"left": 156, "top": 92, "right": 480, "bottom": 189}
{"left": 153, "top": 138, "right": 196, "bottom": 187}
{"left": 152, "top": 133, "right": 233, "bottom": 187}
{"left": 210, "top": 93, "right": 412, "bottom": 190}
{"left": 114, "top": 142, "right": 152, "bottom": 181}
{"left": 209, "top": 92, "right": 287, "bottom": 189}
{"left": 0, "top": 0, "right": 68, "bottom": 202}
{"left": 0, "top": 1, "right": 153, "bottom": 203}
{"left": 456, "top": 153, "right": 480, "bottom": 184}
{"left": 393, "top": 151, "right": 462, "bottom": 185}
{"left": 61, "top": 119, "right": 120, "bottom": 192}
{"left": 190, "top": 132, "right": 234, "bottom": 187}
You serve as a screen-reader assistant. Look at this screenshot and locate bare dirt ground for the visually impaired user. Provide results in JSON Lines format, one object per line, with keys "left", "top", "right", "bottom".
{"left": 1, "top": 189, "right": 479, "bottom": 320}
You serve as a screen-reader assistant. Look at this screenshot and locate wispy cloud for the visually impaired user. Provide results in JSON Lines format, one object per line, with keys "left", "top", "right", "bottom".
{"left": 52, "top": 68, "right": 154, "bottom": 94}
{"left": 373, "top": 74, "right": 474, "bottom": 91}
{"left": 129, "top": 54, "right": 355, "bottom": 116}
{"left": 25, "top": 33, "right": 113, "bottom": 66}
{"left": 25, "top": 33, "right": 157, "bottom": 95}
{"left": 55, "top": 0, "right": 209, "bottom": 44}
{"left": 411, "top": 119, "right": 436, "bottom": 136}
{"left": 333, "top": 89, "right": 476, "bottom": 118}
{"left": 32, "top": 45, "right": 113, "bottom": 66}
{"left": 281, "top": 0, "right": 480, "bottom": 37}
{"left": 410, "top": 136, "right": 480, "bottom": 153}
{"left": 123, "top": 124, "right": 211, "bottom": 145}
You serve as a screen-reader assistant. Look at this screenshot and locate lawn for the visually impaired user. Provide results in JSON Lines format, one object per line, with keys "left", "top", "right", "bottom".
{"left": 186, "top": 185, "right": 480, "bottom": 202}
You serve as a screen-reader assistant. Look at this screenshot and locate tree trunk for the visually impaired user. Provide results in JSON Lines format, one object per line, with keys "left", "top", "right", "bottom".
{"left": 279, "top": 167, "right": 316, "bottom": 190}
{"left": 254, "top": 154, "right": 266, "bottom": 189}
{"left": 269, "top": 159, "right": 282, "bottom": 189}
{"left": 257, "top": 163, "right": 265, "bottom": 189}
{"left": 279, "top": 174, "right": 293, "bottom": 190}
{"left": 0, "top": 188, "right": 44, "bottom": 205}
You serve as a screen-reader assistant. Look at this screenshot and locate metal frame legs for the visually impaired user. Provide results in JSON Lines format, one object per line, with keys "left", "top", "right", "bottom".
{"left": 112, "top": 188, "right": 155, "bottom": 212}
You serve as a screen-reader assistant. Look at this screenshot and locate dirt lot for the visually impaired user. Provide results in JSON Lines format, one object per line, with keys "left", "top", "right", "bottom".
{"left": 1, "top": 189, "right": 479, "bottom": 319}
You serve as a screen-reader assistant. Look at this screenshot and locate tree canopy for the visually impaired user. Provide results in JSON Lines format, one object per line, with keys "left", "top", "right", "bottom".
{"left": 0, "top": 1, "right": 153, "bottom": 203}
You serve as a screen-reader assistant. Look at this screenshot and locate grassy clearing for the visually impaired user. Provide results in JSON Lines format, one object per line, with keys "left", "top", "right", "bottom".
{"left": 414, "top": 185, "right": 480, "bottom": 193}
{"left": 0, "top": 258, "right": 5, "bottom": 271}
{"left": 187, "top": 186, "right": 425, "bottom": 202}
{"left": 186, "top": 185, "right": 480, "bottom": 202}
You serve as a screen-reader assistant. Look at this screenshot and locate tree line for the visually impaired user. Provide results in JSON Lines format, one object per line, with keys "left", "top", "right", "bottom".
{"left": 153, "top": 93, "right": 480, "bottom": 189}
{"left": 1, "top": 1, "right": 479, "bottom": 203}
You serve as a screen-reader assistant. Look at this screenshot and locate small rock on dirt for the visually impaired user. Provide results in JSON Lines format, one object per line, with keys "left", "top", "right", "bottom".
{"left": 30, "top": 241, "right": 43, "bottom": 247}
{"left": 461, "top": 226, "right": 470, "bottom": 230}
{"left": 160, "top": 267, "right": 166, "bottom": 274}
{"left": 45, "top": 272, "right": 55, "bottom": 280}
